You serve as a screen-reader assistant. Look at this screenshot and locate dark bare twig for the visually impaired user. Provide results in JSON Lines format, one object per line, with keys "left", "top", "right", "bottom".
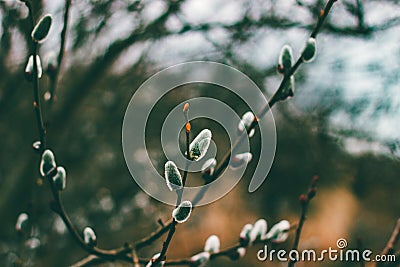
{"left": 132, "top": 249, "right": 140, "bottom": 267}
{"left": 288, "top": 176, "right": 318, "bottom": 267}
{"left": 155, "top": 106, "right": 192, "bottom": 264}
{"left": 48, "top": 0, "right": 71, "bottom": 103}
{"left": 355, "top": 0, "right": 365, "bottom": 30}
{"left": 381, "top": 218, "right": 400, "bottom": 256}
{"left": 21, "top": 0, "right": 47, "bottom": 151}
{"left": 73, "top": 222, "right": 299, "bottom": 266}
{"left": 155, "top": 221, "right": 177, "bottom": 264}
{"left": 22, "top": 1, "right": 138, "bottom": 263}
{"left": 135, "top": 220, "right": 173, "bottom": 250}
{"left": 47, "top": 172, "right": 132, "bottom": 261}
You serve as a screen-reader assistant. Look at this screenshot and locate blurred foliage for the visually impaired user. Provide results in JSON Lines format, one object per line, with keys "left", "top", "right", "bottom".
{"left": 0, "top": 0, "right": 399, "bottom": 266}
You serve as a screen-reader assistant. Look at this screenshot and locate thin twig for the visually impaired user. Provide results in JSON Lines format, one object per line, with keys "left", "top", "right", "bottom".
{"left": 135, "top": 219, "right": 173, "bottom": 250}
{"left": 22, "top": 0, "right": 47, "bottom": 151}
{"left": 355, "top": 0, "right": 365, "bottom": 30}
{"left": 72, "top": 221, "right": 298, "bottom": 266}
{"left": 381, "top": 218, "right": 400, "bottom": 256}
{"left": 70, "top": 254, "right": 104, "bottom": 267}
{"left": 46, "top": 172, "right": 132, "bottom": 261}
{"left": 288, "top": 176, "right": 318, "bottom": 267}
{"left": 72, "top": 220, "right": 174, "bottom": 266}
{"left": 156, "top": 110, "right": 192, "bottom": 264}
{"left": 48, "top": 0, "right": 71, "bottom": 103}
{"left": 23, "top": 0, "right": 134, "bottom": 262}
{"left": 176, "top": 117, "right": 191, "bottom": 206}
{"left": 310, "top": 0, "right": 337, "bottom": 38}
{"left": 132, "top": 249, "right": 140, "bottom": 267}
{"left": 156, "top": 221, "right": 177, "bottom": 264}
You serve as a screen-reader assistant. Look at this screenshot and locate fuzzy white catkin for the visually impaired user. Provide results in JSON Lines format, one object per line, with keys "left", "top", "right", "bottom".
{"left": 190, "top": 251, "right": 210, "bottom": 266}
{"left": 237, "top": 247, "right": 246, "bottom": 258}
{"left": 240, "top": 224, "right": 253, "bottom": 241}
{"left": 146, "top": 253, "right": 164, "bottom": 267}
{"left": 230, "top": 152, "right": 253, "bottom": 169}
{"left": 189, "top": 129, "right": 212, "bottom": 161}
{"left": 40, "top": 149, "right": 56, "bottom": 176}
{"left": 238, "top": 112, "right": 255, "bottom": 138}
{"left": 301, "top": 38, "right": 317, "bottom": 63}
{"left": 53, "top": 166, "right": 66, "bottom": 191}
{"left": 264, "top": 220, "right": 290, "bottom": 243}
{"left": 83, "top": 227, "right": 96, "bottom": 246}
{"left": 172, "top": 201, "right": 192, "bottom": 223}
{"left": 279, "top": 44, "right": 294, "bottom": 69}
{"left": 31, "top": 14, "right": 52, "bottom": 43}
{"left": 15, "top": 213, "right": 29, "bottom": 232}
{"left": 25, "top": 55, "right": 43, "bottom": 78}
{"left": 204, "top": 235, "right": 220, "bottom": 253}
{"left": 249, "top": 219, "right": 268, "bottom": 243}
{"left": 164, "top": 161, "right": 182, "bottom": 191}
{"left": 201, "top": 158, "right": 217, "bottom": 176}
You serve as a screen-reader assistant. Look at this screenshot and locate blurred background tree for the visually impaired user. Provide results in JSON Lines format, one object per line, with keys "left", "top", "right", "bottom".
{"left": 0, "top": 0, "right": 399, "bottom": 266}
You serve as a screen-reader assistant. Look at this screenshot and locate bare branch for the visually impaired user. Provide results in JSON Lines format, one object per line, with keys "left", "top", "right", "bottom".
{"left": 288, "top": 176, "right": 319, "bottom": 267}
{"left": 381, "top": 218, "right": 400, "bottom": 256}
{"left": 48, "top": 0, "right": 71, "bottom": 103}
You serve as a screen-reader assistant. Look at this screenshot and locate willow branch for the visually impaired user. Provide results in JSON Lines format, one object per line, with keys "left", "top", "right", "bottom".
{"left": 192, "top": 0, "right": 337, "bottom": 206}
{"left": 381, "top": 218, "right": 400, "bottom": 256}
{"left": 288, "top": 176, "right": 319, "bottom": 267}
{"left": 23, "top": 1, "right": 140, "bottom": 262}
{"left": 156, "top": 116, "right": 192, "bottom": 264}
{"left": 22, "top": 0, "right": 47, "bottom": 151}
{"left": 46, "top": 169, "right": 132, "bottom": 261}
{"left": 134, "top": 219, "right": 173, "bottom": 251}
{"left": 74, "top": 222, "right": 298, "bottom": 267}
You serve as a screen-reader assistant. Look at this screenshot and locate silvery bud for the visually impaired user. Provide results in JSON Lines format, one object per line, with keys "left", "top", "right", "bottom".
{"left": 264, "top": 220, "right": 290, "bottom": 243}
{"left": 228, "top": 247, "right": 246, "bottom": 260}
{"left": 25, "top": 55, "right": 43, "bottom": 79}
{"left": 204, "top": 235, "right": 220, "bottom": 253}
{"left": 301, "top": 38, "right": 317, "bottom": 63}
{"left": 190, "top": 251, "right": 210, "bottom": 266}
{"left": 230, "top": 152, "right": 252, "bottom": 169}
{"left": 40, "top": 149, "right": 56, "bottom": 176}
{"left": 53, "top": 166, "right": 66, "bottom": 191}
{"left": 83, "top": 227, "right": 97, "bottom": 246}
{"left": 279, "top": 45, "right": 294, "bottom": 71}
{"left": 282, "top": 75, "right": 295, "bottom": 98}
{"left": 201, "top": 158, "right": 217, "bottom": 176}
{"left": 15, "top": 213, "right": 29, "bottom": 232}
{"left": 146, "top": 253, "right": 165, "bottom": 267}
{"left": 189, "top": 129, "right": 212, "bottom": 161}
{"left": 172, "top": 200, "right": 192, "bottom": 223}
{"left": 237, "top": 247, "right": 246, "bottom": 258}
{"left": 32, "top": 141, "right": 41, "bottom": 151}
{"left": 249, "top": 219, "right": 268, "bottom": 243}
{"left": 237, "top": 112, "right": 255, "bottom": 138}
{"left": 31, "top": 14, "right": 52, "bottom": 43}
{"left": 164, "top": 161, "right": 182, "bottom": 191}
{"left": 239, "top": 224, "right": 253, "bottom": 244}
